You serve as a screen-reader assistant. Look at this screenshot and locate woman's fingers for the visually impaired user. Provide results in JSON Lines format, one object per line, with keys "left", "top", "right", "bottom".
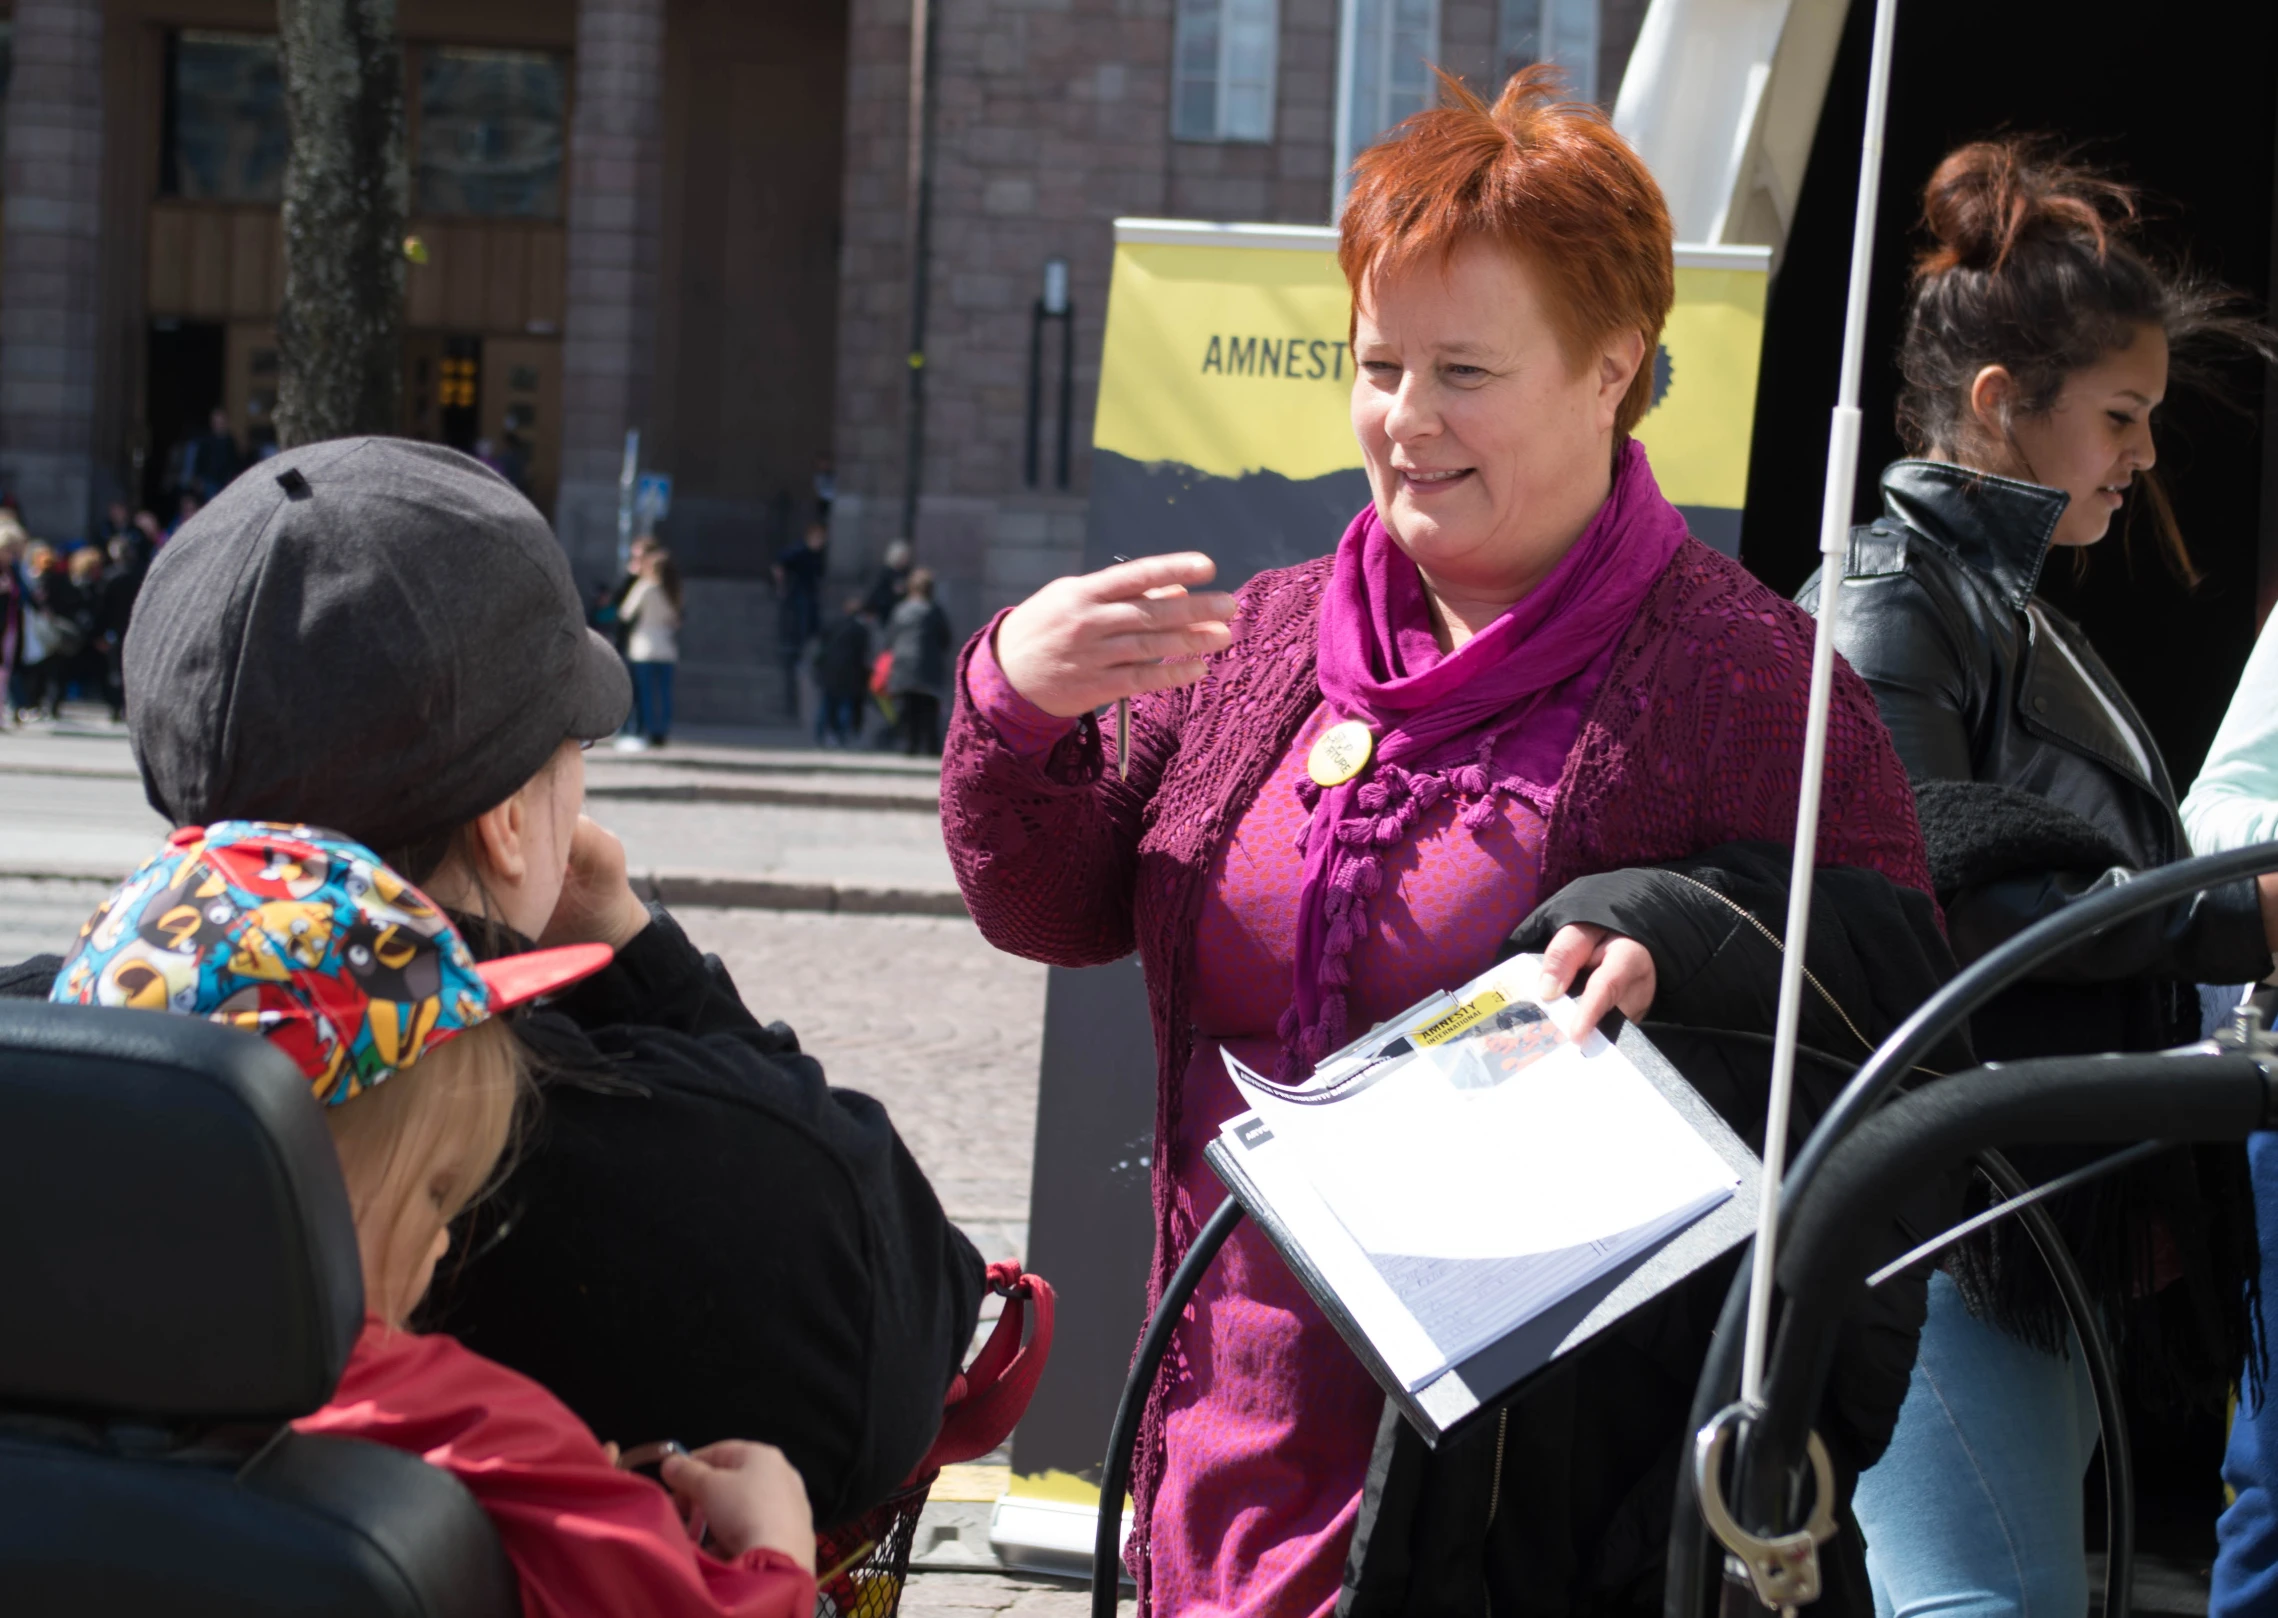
{"left": 1535, "top": 923, "right": 1605, "bottom": 1001}
{"left": 994, "top": 553, "right": 1235, "bottom": 718}
{"left": 1097, "top": 621, "right": 1236, "bottom": 666}
{"left": 1092, "top": 588, "right": 1240, "bottom": 636}
{"left": 1093, "top": 551, "right": 1219, "bottom": 599}
{"left": 1603, "top": 939, "right": 1658, "bottom": 1019}
{"left": 1534, "top": 925, "right": 1657, "bottom": 1042}
{"left": 1560, "top": 938, "right": 1658, "bottom": 1043}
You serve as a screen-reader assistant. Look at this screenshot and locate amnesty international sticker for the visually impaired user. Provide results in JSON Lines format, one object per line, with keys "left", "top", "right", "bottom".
{"left": 1308, "top": 720, "right": 1374, "bottom": 787}
{"left": 1414, "top": 987, "right": 1511, "bottom": 1046}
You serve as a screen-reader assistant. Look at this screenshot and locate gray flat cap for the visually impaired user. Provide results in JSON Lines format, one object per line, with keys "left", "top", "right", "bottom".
{"left": 127, "top": 437, "right": 631, "bottom": 854}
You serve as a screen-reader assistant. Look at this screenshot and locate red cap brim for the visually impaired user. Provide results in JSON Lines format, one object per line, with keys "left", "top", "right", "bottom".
{"left": 476, "top": 941, "right": 614, "bottom": 1011}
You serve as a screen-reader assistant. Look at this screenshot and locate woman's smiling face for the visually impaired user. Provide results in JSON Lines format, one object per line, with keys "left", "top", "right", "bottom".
{"left": 1349, "top": 235, "right": 1645, "bottom": 634}
{"left": 1976, "top": 323, "right": 2167, "bottom": 550}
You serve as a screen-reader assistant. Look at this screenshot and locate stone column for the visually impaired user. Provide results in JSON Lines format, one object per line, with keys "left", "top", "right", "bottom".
{"left": 555, "top": 0, "right": 665, "bottom": 586}
{"left": 0, "top": 0, "right": 104, "bottom": 539}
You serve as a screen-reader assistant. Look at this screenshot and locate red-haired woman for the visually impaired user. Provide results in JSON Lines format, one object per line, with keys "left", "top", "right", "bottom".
{"left": 943, "top": 71, "right": 1934, "bottom": 1616}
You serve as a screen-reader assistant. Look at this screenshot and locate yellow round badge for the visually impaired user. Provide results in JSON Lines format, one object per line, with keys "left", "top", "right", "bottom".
{"left": 1308, "top": 720, "right": 1375, "bottom": 787}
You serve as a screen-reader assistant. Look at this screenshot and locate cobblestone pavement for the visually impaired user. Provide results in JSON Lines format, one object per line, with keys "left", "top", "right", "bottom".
{"left": 888, "top": 1572, "right": 1122, "bottom": 1616}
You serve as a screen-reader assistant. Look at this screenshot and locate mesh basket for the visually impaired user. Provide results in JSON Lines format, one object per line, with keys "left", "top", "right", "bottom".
{"left": 811, "top": 1471, "right": 934, "bottom": 1618}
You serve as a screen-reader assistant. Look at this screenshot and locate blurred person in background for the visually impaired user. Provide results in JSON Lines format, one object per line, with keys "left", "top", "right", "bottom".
{"left": 618, "top": 540, "right": 683, "bottom": 751}
{"left": 16, "top": 542, "right": 85, "bottom": 722}
{"left": 597, "top": 534, "right": 656, "bottom": 656}
{"left": 773, "top": 523, "right": 829, "bottom": 720}
{"left": 862, "top": 538, "right": 913, "bottom": 626}
{"left": 812, "top": 453, "right": 835, "bottom": 526}
{"left": 884, "top": 568, "right": 951, "bottom": 757}
{"left": 63, "top": 547, "right": 106, "bottom": 707}
{"left": 0, "top": 521, "right": 24, "bottom": 721}
{"left": 185, "top": 406, "right": 243, "bottom": 501}
{"left": 98, "top": 527, "right": 154, "bottom": 722}
{"left": 811, "top": 595, "right": 872, "bottom": 749}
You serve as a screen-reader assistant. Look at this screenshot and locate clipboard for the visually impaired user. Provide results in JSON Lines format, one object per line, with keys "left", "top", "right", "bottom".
{"left": 1204, "top": 1017, "right": 1762, "bottom": 1446}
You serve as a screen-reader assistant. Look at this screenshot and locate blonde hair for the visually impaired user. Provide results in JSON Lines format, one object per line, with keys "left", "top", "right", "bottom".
{"left": 324, "top": 1017, "right": 529, "bottom": 1325}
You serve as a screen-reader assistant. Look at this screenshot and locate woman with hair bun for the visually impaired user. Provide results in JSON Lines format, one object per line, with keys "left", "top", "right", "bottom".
{"left": 1803, "top": 139, "right": 2278, "bottom": 1616}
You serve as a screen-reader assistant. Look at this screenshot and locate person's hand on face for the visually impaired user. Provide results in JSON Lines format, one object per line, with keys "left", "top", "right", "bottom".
{"left": 661, "top": 1441, "right": 816, "bottom": 1572}
{"left": 539, "top": 814, "right": 652, "bottom": 951}
{"left": 1534, "top": 923, "right": 1656, "bottom": 1042}
{"left": 991, "top": 553, "right": 1238, "bottom": 719}
{"left": 448, "top": 740, "right": 647, "bottom": 949}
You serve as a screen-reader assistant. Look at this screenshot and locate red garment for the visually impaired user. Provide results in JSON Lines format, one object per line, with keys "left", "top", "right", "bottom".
{"left": 296, "top": 1317, "right": 817, "bottom": 1618}
{"left": 941, "top": 536, "right": 1931, "bottom": 1615}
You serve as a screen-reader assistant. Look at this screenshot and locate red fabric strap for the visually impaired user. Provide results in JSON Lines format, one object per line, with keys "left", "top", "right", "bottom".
{"left": 912, "top": 1262, "right": 1054, "bottom": 1477}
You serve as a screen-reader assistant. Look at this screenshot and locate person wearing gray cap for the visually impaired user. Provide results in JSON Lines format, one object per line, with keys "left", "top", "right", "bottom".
{"left": 0, "top": 437, "right": 988, "bottom": 1533}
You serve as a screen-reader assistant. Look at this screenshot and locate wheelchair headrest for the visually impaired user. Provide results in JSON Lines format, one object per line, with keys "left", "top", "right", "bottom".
{"left": 0, "top": 1000, "right": 364, "bottom": 1423}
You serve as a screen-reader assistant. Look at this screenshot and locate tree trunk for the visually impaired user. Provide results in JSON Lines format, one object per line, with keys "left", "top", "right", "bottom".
{"left": 274, "top": 0, "right": 406, "bottom": 447}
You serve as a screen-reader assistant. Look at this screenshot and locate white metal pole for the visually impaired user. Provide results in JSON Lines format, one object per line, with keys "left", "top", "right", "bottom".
{"left": 1332, "top": 0, "right": 1362, "bottom": 216}
{"left": 1738, "top": 0, "right": 1902, "bottom": 1408}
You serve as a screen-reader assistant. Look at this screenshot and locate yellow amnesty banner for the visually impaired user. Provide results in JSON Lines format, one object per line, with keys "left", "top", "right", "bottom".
{"left": 1093, "top": 234, "right": 1361, "bottom": 484}
{"left": 1088, "top": 221, "right": 1770, "bottom": 554}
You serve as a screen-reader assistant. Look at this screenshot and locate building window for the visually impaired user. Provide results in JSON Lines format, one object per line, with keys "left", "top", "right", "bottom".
{"left": 1335, "top": 0, "right": 1438, "bottom": 206}
{"left": 1172, "top": 0, "right": 1279, "bottom": 144}
{"left": 1498, "top": 0, "right": 1599, "bottom": 103}
{"left": 415, "top": 47, "right": 566, "bottom": 219}
{"left": 161, "top": 31, "right": 288, "bottom": 203}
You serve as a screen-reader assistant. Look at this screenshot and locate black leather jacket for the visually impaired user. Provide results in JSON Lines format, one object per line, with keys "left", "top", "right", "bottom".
{"left": 1798, "top": 459, "right": 2269, "bottom": 988}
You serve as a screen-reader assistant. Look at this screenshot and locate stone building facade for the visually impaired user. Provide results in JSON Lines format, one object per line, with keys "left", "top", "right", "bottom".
{"left": 828, "top": 0, "right": 1649, "bottom": 640}
{"left": 0, "top": 0, "right": 1644, "bottom": 723}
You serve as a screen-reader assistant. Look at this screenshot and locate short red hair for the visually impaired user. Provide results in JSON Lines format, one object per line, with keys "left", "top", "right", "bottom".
{"left": 1339, "top": 66, "right": 1675, "bottom": 436}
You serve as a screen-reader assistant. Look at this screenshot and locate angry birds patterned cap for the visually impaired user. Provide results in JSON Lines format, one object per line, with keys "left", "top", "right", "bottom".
{"left": 50, "top": 822, "right": 612, "bottom": 1107}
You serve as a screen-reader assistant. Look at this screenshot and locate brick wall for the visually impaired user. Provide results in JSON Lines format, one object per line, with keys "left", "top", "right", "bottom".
{"left": 0, "top": 0, "right": 105, "bottom": 539}
{"left": 833, "top": 0, "right": 1191, "bottom": 642}
{"left": 830, "top": 0, "right": 1648, "bottom": 637}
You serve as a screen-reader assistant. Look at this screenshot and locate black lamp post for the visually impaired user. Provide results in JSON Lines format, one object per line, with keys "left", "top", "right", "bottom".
{"left": 1026, "top": 256, "right": 1074, "bottom": 490}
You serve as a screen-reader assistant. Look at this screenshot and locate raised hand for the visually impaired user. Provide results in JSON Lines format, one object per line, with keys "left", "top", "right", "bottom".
{"left": 992, "top": 552, "right": 1238, "bottom": 719}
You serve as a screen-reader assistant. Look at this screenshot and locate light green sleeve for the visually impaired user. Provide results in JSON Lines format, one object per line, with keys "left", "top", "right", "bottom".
{"left": 2183, "top": 611, "right": 2278, "bottom": 854}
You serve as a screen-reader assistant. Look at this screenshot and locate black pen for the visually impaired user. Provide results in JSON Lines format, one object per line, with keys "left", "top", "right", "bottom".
{"left": 1111, "top": 554, "right": 1133, "bottom": 780}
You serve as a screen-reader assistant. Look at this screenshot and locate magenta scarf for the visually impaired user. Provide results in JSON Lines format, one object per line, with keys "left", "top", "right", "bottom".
{"left": 1277, "top": 438, "right": 1689, "bottom": 1075}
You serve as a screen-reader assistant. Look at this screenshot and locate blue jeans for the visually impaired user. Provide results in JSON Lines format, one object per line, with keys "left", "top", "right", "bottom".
{"left": 1854, "top": 1269, "right": 2099, "bottom": 1618}
{"left": 814, "top": 692, "right": 861, "bottom": 745}
{"left": 630, "top": 660, "right": 675, "bottom": 741}
{"left": 2214, "top": 1131, "right": 2278, "bottom": 1615}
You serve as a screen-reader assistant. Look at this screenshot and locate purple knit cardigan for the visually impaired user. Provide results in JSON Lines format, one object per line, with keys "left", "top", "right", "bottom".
{"left": 939, "top": 537, "right": 1931, "bottom": 1605}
